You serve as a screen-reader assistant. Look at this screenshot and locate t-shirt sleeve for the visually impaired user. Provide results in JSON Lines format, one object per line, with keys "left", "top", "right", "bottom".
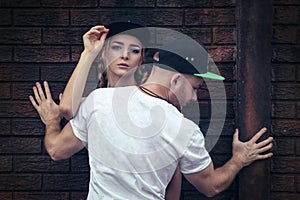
{"left": 179, "top": 129, "right": 212, "bottom": 174}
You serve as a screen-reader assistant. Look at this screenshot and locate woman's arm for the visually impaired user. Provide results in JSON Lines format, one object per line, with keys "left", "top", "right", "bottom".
{"left": 60, "top": 26, "right": 109, "bottom": 120}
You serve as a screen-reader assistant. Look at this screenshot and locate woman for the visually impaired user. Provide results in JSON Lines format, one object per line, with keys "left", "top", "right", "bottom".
{"left": 30, "top": 16, "right": 182, "bottom": 199}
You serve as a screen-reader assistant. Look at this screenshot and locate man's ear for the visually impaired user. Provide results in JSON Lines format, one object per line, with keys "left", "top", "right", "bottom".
{"left": 170, "top": 73, "right": 182, "bottom": 90}
{"left": 153, "top": 52, "right": 159, "bottom": 61}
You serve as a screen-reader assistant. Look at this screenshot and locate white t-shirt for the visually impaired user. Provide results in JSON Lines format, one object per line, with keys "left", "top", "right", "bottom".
{"left": 70, "top": 86, "right": 211, "bottom": 200}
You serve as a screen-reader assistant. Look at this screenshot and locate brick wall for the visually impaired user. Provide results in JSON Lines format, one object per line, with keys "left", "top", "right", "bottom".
{"left": 271, "top": 0, "right": 300, "bottom": 200}
{"left": 3, "top": 0, "right": 297, "bottom": 200}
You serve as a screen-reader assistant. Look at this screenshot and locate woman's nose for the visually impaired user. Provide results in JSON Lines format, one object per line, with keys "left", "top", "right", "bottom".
{"left": 121, "top": 49, "right": 129, "bottom": 59}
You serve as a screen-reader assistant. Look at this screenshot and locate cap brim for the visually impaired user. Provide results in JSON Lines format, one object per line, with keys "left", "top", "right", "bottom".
{"left": 194, "top": 72, "right": 225, "bottom": 81}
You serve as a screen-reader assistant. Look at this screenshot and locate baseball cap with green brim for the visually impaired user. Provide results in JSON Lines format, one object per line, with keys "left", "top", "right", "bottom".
{"left": 154, "top": 39, "right": 225, "bottom": 81}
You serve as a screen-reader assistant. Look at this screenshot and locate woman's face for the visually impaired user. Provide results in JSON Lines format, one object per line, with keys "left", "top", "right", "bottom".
{"left": 104, "top": 34, "right": 143, "bottom": 79}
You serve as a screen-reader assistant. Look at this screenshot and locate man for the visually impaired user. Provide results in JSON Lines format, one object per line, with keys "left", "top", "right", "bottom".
{"left": 30, "top": 38, "right": 273, "bottom": 200}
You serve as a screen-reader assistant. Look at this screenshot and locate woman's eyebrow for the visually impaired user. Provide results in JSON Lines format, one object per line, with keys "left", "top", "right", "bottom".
{"left": 111, "top": 41, "right": 141, "bottom": 48}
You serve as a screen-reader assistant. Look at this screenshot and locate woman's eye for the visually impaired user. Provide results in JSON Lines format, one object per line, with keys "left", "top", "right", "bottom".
{"left": 131, "top": 49, "right": 140, "bottom": 54}
{"left": 111, "top": 45, "right": 122, "bottom": 50}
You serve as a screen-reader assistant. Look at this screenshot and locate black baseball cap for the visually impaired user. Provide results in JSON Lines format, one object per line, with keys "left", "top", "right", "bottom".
{"left": 155, "top": 39, "right": 225, "bottom": 80}
{"left": 105, "top": 16, "right": 149, "bottom": 45}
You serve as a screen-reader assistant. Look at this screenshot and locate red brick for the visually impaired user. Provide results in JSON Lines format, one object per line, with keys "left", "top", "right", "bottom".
{"left": 157, "top": 0, "right": 211, "bottom": 7}
{"left": 0, "top": 64, "right": 39, "bottom": 81}
{"left": 274, "top": 0, "right": 300, "bottom": 5}
{"left": 0, "top": 174, "right": 41, "bottom": 190}
{"left": 296, "top": 138, "right": 300, "bottom": 155}
{"left": 274, "top": 6, "right": 300, "bottom": 24}
{"left": 272, "top": 83, "right": 300, "bottom": 100}
{"left": 207, "top": 46, "right": 235, "bottom": 62}
{"left": 213, "top": 27, "right": 235, "bottom": 44}
{"left": 71, "top": 154, "right": 90, "bottom": 172}
{"left": 0, "top": 192, "right": 12, "bottom": 200}
{"left": 71, "top": 46, "right": 84, "bottom": 62}
{"left": 100, "top": 0, "right": 155, "bottom": 7}
{"left": 12, "top": 119, "right": 44, "bottom": 136}
{"left": 0, "top": 83, "right": 11, "bottom": 99}
{"left": 0, "top": 9, "right": 11, "bottom": 25}
{"left": 0, "top": 46, "right": 12, "bottom": 62}
{"left": 0, "top": 102, "right": 37, "bottom": 118}
{"left": 177, "top": 27, "right": 211, "bottom": 44}
{"left": 297, "top": 102, "right": 300, "bottom": 118}
{"left": 40, "top": 64, "right": 75, "bottom": 82}
{"left": 15, "top": 46, "right": 70, "bottom": 62}
{"left": 271, "top": 157, "right": 300, "bottom": 173}
{"left": 297, "top": 176, "right": 300, "bottom": 192}
{"left": 14, "top": 9, "right": 69, "bottom": 26}
{"left": 272, "top": 45, "right": 300, "bottom": 62}
{"left": 157, "top": 0, "right": 234, "bottom": 7}
{"left": 43, "top": 28, "right": 85, "bottom": 45}
{"left": 71, "top": 192, "right": 88, "bottom": 200}
{"left": 183, "top": 191, "right": 237, "bottom": 200}
{"left": 0, "top": 28, "right": 41, "bottom": 44}
{"left": 0, "top": 0, "right": 41, "bottom": 7}
{"left": 71, "top": 9, "right": 183, "bottom": 26}
{"left": 12, "top": 83, "right": 35, "bottom": 100}
{"left": 273, "top": 137, "right": 295, "bottom": 155}
{"left": 0, "top": 137, "right": 41, "bottom": 154}
{"left": 0, "top": 119, "right": 10, "bottom": 135}
{"left": 43, "top": 174, "right": 89, "bottom": 190}
{"left": 41, "top": 0, "right": 97, "bottom": 7}
{"left": 14, "top": 192, "right": 69, "bottom": 200}
{"left": 271, "top": 175, "right": 295, "bottom": 192}
{"left": 0, "top": 155, "right": 12, "bottom": 172}
{"left": 14, "top": 155, "right": 69, "bottom": 172}
{"left": 272, "top": 101, "right": 296, "bottom": 118}
{"left": 270, "top": 193, "right": 300, "bottom": 200}
{"left": 272, "top": 120, "right": 300, "bottom": 136}
{"left": 272, "top": 64, "right": 296, "bottom": 81}
{"left": 185, "top": 8, "right": 235, "bottom": 26}
{"left": 272, "top": 26, "right": 299, "bottom": 44}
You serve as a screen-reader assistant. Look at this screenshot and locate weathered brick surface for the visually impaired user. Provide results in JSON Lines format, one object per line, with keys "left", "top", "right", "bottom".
{"left": 14, "top": 155, "right": 69, "bottom": 172}
{"left": 0, "top": 120, "right": 10, "bottom": 135}
{"left": 14, "top": 192, "right": 69, "bottom": 200}
{"left": 14, "top": 9, "right": 69, "bottom": 26}
{"left": 43, "top": 174, "right": 89, "bottom": 190}
{"left": 100, "top": 0, "right": 155, "bottom": 7}
{"left": 1, "top": 1, "right": 297, "bottom": 200}
{"left": 11, "top": 119, "right": 44, "bottom": 136}
{"left": 0, "top": 83, "right": 11, "bottom": 100}
{"left": 271, "top": 157, "right": 300, "bottom": 173}
{"left": 271, "top": 175, "right": 295, "bottom": 192}
{"left": 0, "top": 28, "right": 41, "bottom": 44}
{"left": 41, "top": 0, "right": 98, "bottom": 7}
{"left": 0, "top": 175, "right": 41, "bottom": 190}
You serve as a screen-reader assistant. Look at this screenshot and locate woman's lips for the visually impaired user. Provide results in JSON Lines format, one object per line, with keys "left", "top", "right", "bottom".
{"left": 118, "top": 63, "right": 129, "bottom": 68}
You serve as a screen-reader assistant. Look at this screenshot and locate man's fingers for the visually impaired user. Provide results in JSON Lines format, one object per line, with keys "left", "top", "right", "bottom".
{"left": 249, "top": 127, "right": 267, "bottom": 144}
{"left": 256, "top": 136, "right": 273, "bottom": 149}
{"left": 36, "top": 82, "right": 46, "bottom": 100}
{"left": 233, "top": 129, "right": 239, "bottom": 142}
{"left": 257, "top": 142, "right": 273, "bottom": 154}
{"left": 29, "top": 95, "right": 39, "bottom": 111}
{"left": 43, "top": 81, "right": 52, "bottom": 100}
{"left": 256, "top": 152, "right": 273, "bottom": 160}
{"left": 32, "top": 86, "right": 41, "bottom": 104}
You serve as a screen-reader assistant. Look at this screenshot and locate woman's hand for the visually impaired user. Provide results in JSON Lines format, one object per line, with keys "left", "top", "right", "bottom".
{"left": 82, "top": 25, "right": 109, "bottom": 56}
{"left": 29, "top": 81, "right": 62, "bottom": 125}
